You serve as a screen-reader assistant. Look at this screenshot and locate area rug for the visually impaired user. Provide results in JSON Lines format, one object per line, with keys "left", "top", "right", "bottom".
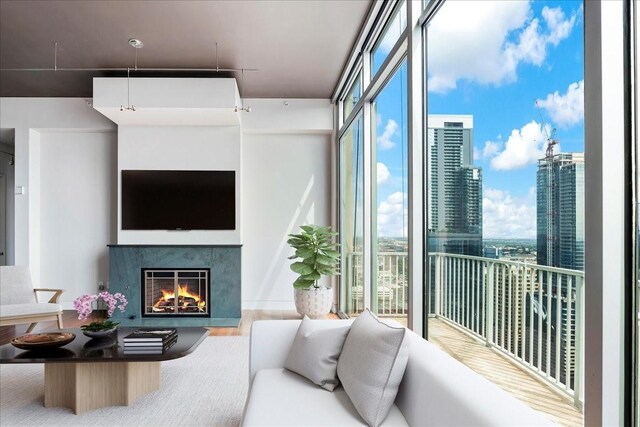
{"left": 0, "top": 336, "right": 249, "bottom": 427}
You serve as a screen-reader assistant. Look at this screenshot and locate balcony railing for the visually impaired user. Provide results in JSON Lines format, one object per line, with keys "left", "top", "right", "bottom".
{"left": 344, "top": 252, "right": 408, "bottom": 315}
{"left": 345, "top": 251, "right": 585, "bottom": 409}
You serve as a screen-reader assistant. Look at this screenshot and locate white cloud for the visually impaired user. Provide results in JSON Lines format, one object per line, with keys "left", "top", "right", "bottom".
{"left": 473, "top": 146, "right": 481, "bottom": 162}
{"left": 377, "top": 162, "right": 390, "bottom": 185}
{"left": 490, "top": 120, "right": 556, "bottom": 170}
{"left": 542, "top": 6, "right": 577, "bottom": 45}
{"left": 377, "top": 119, "right": 398, "bottom": 150}
{"left": 483, "top": 187, "right": 536, "bottom": 239}
{"left": 482, "top": 141, "right": 501, "bottom": 159}
{"left": 427, "top": 2, "right": 578, "bottom": 93}
{"left": 379, "top": 2, "right": 407, "bottom": 54}
{"left": 536, "top": 80, "right": 584, "bottom": 128}
{"left": 377, "top": 192, "right": 407, "bottom": 237}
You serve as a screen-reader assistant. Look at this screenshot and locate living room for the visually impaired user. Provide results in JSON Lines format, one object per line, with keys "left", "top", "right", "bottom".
{"left": 0, "top": 0, "right": 634, "bottom": 426}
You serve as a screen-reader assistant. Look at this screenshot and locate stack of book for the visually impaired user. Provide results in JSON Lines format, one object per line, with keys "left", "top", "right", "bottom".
{"left": 123, "top": 328, "right": 178, "bottom": 355}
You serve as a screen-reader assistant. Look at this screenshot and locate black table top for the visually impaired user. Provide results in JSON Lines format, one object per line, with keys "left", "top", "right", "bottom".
{"left": 0, "top": 327, "right": 209, "bottom": 364}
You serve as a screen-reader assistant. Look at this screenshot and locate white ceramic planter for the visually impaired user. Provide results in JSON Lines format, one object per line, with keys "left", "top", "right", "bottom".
{"left": 294, "top": 287, "right": 333, "bottom": 319}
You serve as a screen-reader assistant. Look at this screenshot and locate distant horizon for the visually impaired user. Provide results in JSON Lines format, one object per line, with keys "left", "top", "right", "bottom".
{"left": 378, "top": 236, "right": 537, "bottom": 242}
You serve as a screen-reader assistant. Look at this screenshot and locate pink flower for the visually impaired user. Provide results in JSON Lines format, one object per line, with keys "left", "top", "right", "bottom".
{"left": 73, "top": 291, "right": 128, "bottom": 320}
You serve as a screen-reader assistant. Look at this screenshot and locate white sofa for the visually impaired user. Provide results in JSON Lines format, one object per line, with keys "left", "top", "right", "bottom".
{"left": 242, "top": 319, "right": 555, "bottom": 427}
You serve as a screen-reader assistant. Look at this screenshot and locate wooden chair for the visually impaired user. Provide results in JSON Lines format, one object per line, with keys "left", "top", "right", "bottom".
{"left": 0, "top": 266, "right": 64, "bottom": 333}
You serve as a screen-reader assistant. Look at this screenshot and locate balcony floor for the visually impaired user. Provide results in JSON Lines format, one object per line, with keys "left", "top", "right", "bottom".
{"left": 427, "top": 317, "right": 583, "bottom": 426}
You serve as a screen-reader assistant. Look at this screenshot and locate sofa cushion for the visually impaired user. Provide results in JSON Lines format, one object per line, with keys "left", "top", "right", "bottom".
{"left": 242, "top": 368, "right": 408, "bottom": 427}
{"left": 0, "top": 303, "right": 63, "bottom": 318}
{"left": 284, "top": 315, "right": 351, "bottom": 391}
{"left": 337, "top": 309, "right": 410, "bottom": 427}
{"left": 0, "top": 266, "right": 36, "bottom": 305}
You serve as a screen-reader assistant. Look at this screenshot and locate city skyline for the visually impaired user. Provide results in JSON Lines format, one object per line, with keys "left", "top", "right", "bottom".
{"left": 374, "top": 0, "right": 584, "bottom": 240}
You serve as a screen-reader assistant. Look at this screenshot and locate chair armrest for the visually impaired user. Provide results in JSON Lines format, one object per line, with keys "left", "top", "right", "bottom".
{"left": 33, "top": 288, "right": 64, "bottom": 303}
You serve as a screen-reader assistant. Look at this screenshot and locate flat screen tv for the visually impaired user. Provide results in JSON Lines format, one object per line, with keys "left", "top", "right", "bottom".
{"left": 121, "top": 170, "right": 235, "bottom": 230}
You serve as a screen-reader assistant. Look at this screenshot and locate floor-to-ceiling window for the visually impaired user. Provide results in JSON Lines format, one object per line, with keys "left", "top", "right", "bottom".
{"left": 336, "top": 0, "right": 589, "bottom": 424}
{"left": 424, "top": 0, "right": 585, "bottom": 423}
{"left": 340, "top": 113, "right": 365, "bottom": 316}
{"left": 337, "top": 1, "right": 409, "bottom": 323}
{"left": 372, "top": 60, "right": 408, "bottom": 321}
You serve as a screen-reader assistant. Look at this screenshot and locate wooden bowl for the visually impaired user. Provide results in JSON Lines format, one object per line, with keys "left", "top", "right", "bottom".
{"left": 11, "top": 332, "right": 76, "bottom": 350}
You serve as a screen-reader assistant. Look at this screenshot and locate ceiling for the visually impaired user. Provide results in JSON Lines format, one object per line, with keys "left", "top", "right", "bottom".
{"left": 0, "top": 0, "right": 370, "bottom": 98}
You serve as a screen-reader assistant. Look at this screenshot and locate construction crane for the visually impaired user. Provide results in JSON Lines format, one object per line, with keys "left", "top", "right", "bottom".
{"left": 535, "top": 100, "right": 559, "bottom": 268}
{"left": 535, "top": 100, "right": 559, "bottom": 159}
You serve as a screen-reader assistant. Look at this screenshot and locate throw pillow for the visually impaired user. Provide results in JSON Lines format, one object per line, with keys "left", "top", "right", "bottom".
{"left": 284, "top": 316, "right": 351, "bottom": 391}
{"left": 337, "top": 309, "right": 410, "bottom": 427}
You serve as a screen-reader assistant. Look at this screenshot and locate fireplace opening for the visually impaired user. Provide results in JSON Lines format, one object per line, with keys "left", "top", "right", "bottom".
{"left": 142, "top": 269, "right": 209, "bottom": 317}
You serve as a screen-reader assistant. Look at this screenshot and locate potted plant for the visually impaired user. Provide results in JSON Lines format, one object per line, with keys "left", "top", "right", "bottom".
{"left": 73, "top": 291, "right": 128, "bottom": 338}
{"left": 287, "top": 225, "right": 340, "bottom": 318}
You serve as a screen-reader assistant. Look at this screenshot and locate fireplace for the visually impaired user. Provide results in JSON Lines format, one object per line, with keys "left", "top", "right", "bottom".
{"left": 142, "top": 269, "right": 209, "bottom": 317}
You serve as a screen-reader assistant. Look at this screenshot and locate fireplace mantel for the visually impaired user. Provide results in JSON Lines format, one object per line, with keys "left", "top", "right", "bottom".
{"left": 108, "top": 245, "right": 241, "bottom": 327}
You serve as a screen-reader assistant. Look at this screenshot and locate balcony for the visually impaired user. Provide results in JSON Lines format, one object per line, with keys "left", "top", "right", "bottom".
{"left": 345, "top": 252, "right": 584, "bottom": 426}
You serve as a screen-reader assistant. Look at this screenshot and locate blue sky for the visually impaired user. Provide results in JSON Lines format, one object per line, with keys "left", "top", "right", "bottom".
{"left": 373, "top": 0, "right": 584, "bottom": 239}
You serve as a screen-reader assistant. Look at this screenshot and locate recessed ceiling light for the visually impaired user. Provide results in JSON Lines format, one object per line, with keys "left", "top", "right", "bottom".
{"left": 128, "top": 38, "right": 144, "bottom": 49}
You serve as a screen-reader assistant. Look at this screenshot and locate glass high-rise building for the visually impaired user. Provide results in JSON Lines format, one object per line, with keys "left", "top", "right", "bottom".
{"left": 536, "top": 153, "right": 585, "bottom": 270}
{"left": 427, "top": 115, "right": 482, "bottom": 256}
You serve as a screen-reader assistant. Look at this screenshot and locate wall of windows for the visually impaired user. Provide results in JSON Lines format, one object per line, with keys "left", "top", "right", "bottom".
{"left": 331, "top": 0, "right": 633, "bottom": 425}
{"left": 336, "top": 0, "right": 412, "bottom": 325}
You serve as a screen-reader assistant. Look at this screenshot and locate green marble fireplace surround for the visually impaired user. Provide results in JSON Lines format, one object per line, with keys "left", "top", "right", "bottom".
{"left": 108, "top": 245, "right": 241, "bottom": 327}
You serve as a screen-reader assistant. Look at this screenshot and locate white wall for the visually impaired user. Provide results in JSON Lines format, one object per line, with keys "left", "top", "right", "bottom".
{"left": 0, "top": 95, "right": 333, "bottom": 311}
{"left": 242, "top": 133, "right": 331, "bottom": 309}
{"left": 40, "top": 131, "right": 117, "bottom": 306}
{"left": 0, "top": 143, "right": 15, "bottom": 265}
{"left": 240, "top": 98, "right": 333, "bottom": 310}
{"left": 117, "top": 126, "right": 242, "bottom": 245}
{"left": 0, "top": 98, "right": 115, "bottom": 292}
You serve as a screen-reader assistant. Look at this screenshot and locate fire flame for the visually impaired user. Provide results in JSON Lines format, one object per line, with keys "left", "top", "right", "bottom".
{"left": 153, "top": 284, "right": 206, "bottom": 312}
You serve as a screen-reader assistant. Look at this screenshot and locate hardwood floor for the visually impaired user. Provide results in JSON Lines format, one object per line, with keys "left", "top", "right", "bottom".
{"left": 428, "top": 317, "right": 583, "bottom": 426}
{"left": 0, "top": 310, "right": 338, "bottom": 345}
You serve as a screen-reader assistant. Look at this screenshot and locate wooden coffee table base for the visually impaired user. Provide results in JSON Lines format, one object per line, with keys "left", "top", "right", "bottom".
{"left": 44, "top": 362, "right": 160, "bottom": 414}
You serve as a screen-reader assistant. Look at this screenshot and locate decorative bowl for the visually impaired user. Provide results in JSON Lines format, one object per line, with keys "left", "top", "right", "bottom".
{"left": 82, "top": 328, "right": 117, "bottom": 339}
{"left": 11, "top": 332, "right": 76, "bottom": 350}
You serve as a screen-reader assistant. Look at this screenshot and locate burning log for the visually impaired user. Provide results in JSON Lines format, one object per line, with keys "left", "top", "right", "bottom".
{"left": 151, "top": 283, "right": 207, "bottom": 314}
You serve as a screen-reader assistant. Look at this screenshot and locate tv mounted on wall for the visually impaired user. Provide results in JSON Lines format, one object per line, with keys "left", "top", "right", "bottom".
{"left": 121, "top": 170, "right": 236, "bottom": 230}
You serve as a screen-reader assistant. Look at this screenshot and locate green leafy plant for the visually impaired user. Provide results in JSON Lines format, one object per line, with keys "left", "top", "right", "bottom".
{"left": 80, "top": 320, "right": 120, "bottom": 332}
{"left": 288, "top": 225, "right": 340, "bottom": 289}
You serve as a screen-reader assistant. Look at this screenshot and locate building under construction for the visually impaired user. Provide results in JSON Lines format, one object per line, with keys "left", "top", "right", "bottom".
{"left": 536, "top": 152, "right": 585, "bottom": 272}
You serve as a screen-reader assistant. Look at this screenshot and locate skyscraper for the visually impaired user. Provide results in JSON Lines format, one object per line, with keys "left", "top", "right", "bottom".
{"left": 427, "top": 115, "right": 482, "bottom": 256}
{"left": 536, "top": 152, "right": 585, "bottom": 270}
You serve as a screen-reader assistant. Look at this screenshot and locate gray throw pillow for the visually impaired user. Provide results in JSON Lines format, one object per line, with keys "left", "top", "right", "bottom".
{"left": 337, "top": 309, "right": 410, "bottom": 427}
{"left": 284, "top": 316, "right": 351, "bottom": 391}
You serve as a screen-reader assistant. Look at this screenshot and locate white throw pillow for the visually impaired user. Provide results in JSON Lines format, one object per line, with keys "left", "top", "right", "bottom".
{"left": 284, "top": 316, "right": 351, "bottom": 391}
{"left": 337, "top": 309, "right": 410, "bottom": 427}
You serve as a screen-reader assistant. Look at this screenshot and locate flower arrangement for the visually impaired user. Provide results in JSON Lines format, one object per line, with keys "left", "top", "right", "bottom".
{"left": 73, "top": 291, "right": 128, "bottom": 332}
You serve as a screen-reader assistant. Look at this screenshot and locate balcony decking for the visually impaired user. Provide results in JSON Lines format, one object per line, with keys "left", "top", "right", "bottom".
{"left": 427, "top": 317, "right": 582, "bottom": 426}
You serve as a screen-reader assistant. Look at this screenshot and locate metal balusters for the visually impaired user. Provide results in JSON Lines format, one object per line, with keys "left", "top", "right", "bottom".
{"left": 565, "top": 276, "right": 573, "bottom": 391}
{"left": 471, "top": 260, "right": 476, "bottom": 334}
{"left": 464, "top": 259, "right": 469, "bottom": 329}
{"left": 555, "top": 272, "right": 561, "bottom": 384}
{"left": 545, "top": 270, "right": 552, "bottom": 378}
{"left": 507, "top": 265, "right": 512, "bottom": 353}
{"left": 528, "top": 267, "right": 534, "bottom": 366}
{"left": 500, "top": 263, "right": 506, "bottom": 348}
